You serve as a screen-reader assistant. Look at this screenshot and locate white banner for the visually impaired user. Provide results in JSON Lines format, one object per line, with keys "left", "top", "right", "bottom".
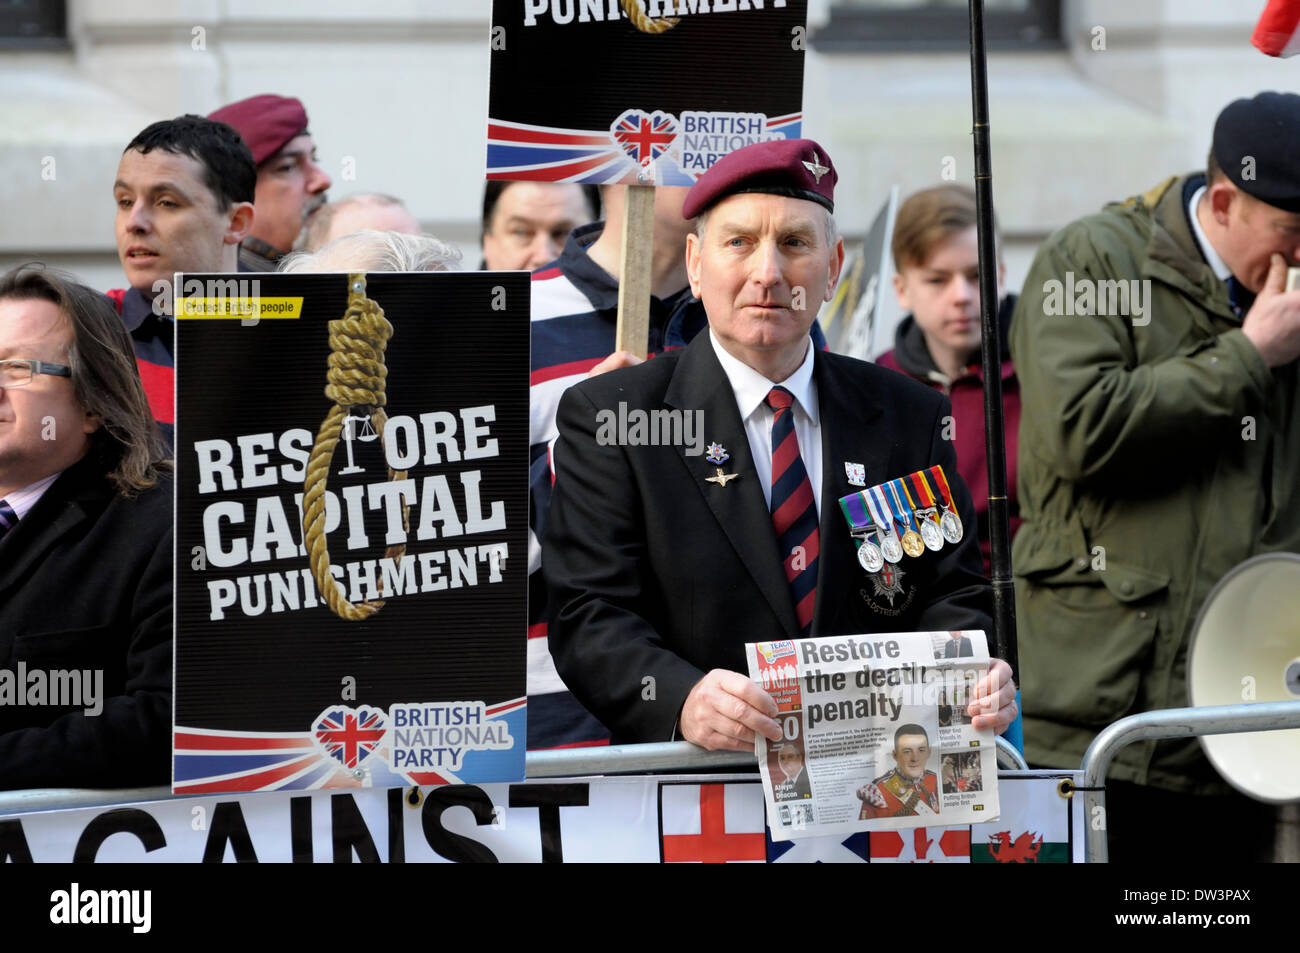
{"left": 0, "top": 771, "right": 1082, "bottom": 863}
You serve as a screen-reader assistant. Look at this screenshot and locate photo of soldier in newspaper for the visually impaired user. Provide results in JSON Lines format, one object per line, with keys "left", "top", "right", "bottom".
{"left": 856, "top": 723, "right": 940, "bottom": 819}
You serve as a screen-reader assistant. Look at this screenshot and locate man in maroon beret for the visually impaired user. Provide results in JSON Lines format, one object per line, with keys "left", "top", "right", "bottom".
{"left": 209, "top": 94, "right": 332, "bottom": 271}
{"left": 544, "top": 139, "right": 1017, "bottom": 750}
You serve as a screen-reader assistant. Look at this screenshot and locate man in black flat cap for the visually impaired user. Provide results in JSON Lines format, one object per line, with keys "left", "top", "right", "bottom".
{"left": 1011, "top": 92, "right": 1300, "bottom": 861}
{"left": 543, "top": 139, "right": 1018, "bottom": 751}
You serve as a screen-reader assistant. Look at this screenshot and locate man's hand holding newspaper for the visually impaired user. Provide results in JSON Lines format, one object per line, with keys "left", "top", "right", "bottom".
{"left": 682, "top": 657, "right": 1017, "bottom": 753}
{"left": 744, "top": 631, "right": 1009, "bottom": 840}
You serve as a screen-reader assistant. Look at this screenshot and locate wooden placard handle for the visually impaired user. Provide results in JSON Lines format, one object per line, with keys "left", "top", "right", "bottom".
{"left": 615, "top": 183, "right": 655, "bottom": 359}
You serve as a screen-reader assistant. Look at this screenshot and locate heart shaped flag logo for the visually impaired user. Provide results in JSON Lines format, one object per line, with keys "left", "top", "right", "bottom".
{"left": 611, "top": 109, "right": 679, "bottom": 167}
{"left": 313, "top": 706, "right": 387, "bottom": 769}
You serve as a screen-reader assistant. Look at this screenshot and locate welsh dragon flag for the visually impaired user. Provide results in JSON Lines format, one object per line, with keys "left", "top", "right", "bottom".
{"left": 970, "top": 775, "right": 1076, "bottom": 863}
{"left": 1253, "top": 0, "right": 1300, "bottom": 57}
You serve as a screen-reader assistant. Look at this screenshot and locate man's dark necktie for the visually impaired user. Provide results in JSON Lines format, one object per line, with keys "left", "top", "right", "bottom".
{"left": 0, "top": 499, "right": 16, "bottom": 543}
{"left": 766, "top": 386, "right": 819, "bottom": 635}
{"left": 1227, "top": 275, "right": 1255, "bottom": 319}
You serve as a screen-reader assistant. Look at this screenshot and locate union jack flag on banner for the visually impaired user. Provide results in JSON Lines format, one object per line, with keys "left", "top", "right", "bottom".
{"left": 314, "top": 707, "right": 387, "bottom": 769}
{"left": 612, "top": 109, "right": 678, "bottom": 167}
{"left": 487, "top": 0, "right": 806, "bottom": 184}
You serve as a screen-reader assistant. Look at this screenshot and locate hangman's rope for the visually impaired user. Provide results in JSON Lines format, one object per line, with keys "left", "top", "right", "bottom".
{"left": 621, "top": 0, "right": 679, "bottom": 34}
{"left": 302, "top": 272, "right": 409, "bottom": 621}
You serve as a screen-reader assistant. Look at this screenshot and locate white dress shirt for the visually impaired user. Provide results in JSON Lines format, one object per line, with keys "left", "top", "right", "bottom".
{"left": 2, "top": 471, "right": 61, "bottom": 521}
{"left": 1188, "top": 184, "right": 1232, "bottom": 281}
{"left": 709, "top": 329, "right": 822, "bottom": 514}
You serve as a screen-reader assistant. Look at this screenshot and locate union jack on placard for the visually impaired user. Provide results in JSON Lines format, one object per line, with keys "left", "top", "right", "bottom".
{"left": 612, "top": 109, "right": 679, "bottom": 166}
{"left": 314, "top": 707, "right": 386, "bottom": 769}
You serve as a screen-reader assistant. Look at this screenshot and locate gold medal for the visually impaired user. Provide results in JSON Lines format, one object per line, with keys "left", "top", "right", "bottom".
{"left": 901, "top": 530, "right": 925, "bottom": 558}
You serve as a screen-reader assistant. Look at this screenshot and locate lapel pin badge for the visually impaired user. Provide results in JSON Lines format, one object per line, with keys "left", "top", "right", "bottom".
{"left": 706, "top": 442, "right": 730, "bottom": 465}
{"left": 845, "top": 462, "right": 866, "bottom": 487}
{"left": 706, "top": 467, "right": 740, "bottom": 488}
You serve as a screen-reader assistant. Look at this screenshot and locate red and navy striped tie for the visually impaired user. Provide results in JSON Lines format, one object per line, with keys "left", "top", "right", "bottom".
{"left": 766, "top": 386, "right": 819, "bottom": 635}
{"left": 0, "top": 499, "right": 16, "bottom": 543}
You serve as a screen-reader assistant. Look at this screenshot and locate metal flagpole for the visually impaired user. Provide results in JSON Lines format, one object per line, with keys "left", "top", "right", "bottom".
{"left": 966, "top": 0, "right": 1021, "bottom": 747}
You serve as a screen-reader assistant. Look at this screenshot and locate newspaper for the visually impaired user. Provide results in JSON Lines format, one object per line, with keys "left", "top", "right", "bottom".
{"left": 746, "top": 630, "right": 1000, "bottom": 841}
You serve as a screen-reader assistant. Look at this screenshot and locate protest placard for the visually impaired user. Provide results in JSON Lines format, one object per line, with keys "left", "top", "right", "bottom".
{"left": 173, "top": 272, "right": 528, "bottom": 794}
{"left": 487, "top": 0, "right": 808, "bottom": 185}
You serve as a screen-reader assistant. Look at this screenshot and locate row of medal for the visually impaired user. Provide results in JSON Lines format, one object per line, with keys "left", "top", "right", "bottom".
{"left": 837, "top": 465, "right": 964, "bottom": 574}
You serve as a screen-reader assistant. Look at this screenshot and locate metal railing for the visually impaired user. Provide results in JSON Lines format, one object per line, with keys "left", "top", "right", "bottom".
{"left": 1079, "top": 700, "right": 1300, "bottom": 863}
{"left": 9, "top": 705, "right": 1296, "bottom": 863}
{"left": 0, "top": 734, "right": 1029, "bottom": 817}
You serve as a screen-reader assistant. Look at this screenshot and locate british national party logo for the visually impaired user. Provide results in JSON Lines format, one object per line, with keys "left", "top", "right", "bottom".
{"left": 312, "top": 706, "right": 387, "bottom": 770}
{"left": 611, "top": 108, "right": 680, "bottom": 169}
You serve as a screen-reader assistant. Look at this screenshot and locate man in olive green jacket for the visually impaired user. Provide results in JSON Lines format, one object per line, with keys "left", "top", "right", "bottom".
{"left": 1011, "top": 93, "right": 1300, "bottom": 856}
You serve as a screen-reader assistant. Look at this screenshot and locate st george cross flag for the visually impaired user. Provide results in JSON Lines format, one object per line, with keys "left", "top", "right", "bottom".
{"left": 1253, "top": 0, "right": 1300, "bottom": 57}
{"left": 660, "top": 783, "right": 766, "bottom": 863}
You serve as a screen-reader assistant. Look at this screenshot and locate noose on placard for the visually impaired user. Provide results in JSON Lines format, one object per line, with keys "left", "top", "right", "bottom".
{"left": 621, "top": 0, "right": 679, "bottom": 34}
{"left": 302, "top": 272, "right": 410, "bottom": 621}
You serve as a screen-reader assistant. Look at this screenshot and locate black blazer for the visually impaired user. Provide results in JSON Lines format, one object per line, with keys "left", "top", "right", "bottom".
{"left": 944, "top": 636, "right": 975, "bottom": 658}
{"left": 544, "top": 334, "right": 991, "bottom": 742}
{"left": 0, "top": 455, "right": 172, "bottom": 789}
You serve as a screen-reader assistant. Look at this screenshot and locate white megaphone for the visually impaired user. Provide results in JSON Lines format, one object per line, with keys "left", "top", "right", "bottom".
{"left": 1187, "top": 553, "right": 1300, "bottom": 803}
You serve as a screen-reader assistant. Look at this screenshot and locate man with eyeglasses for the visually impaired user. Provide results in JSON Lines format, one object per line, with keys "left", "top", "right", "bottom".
{"left": 0, "top": 265, "right": 172, "bottom": 790}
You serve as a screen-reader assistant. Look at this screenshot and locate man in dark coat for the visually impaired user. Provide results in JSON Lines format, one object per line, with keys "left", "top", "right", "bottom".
{"left": 0, "top": 266, "right": 172, "bottom": 789}
{"left": 544, "top": 140, "right": 1018, "bottom": 750}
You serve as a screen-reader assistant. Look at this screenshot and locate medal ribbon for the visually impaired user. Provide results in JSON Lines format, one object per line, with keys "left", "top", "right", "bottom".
{"left": 866, "top": 485, "right": 894, "bottom": 536}
{"left": 895, "top": 478, "right": 924, "bottom": 530}
{"left": 838, "top": 491, "right": 873, "bottom": 533}
{"left": 885, "top": 479, "right": 917, "bottom": 535}
{"left": 928, "top": 464, "right": 956, "bottom": 510}
{"left": 909, "top": 470, "right": 937, "bottom": 510}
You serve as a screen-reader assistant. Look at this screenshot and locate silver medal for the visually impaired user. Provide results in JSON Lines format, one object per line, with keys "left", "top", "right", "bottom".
{"left": 920, "top": 518, "right": 944, "bottom": 551}
{"left": 940, "top": 508, "right": 963, "bottom": 544}
{"left": 858, "top": 540, "right": 885, "bottom": 573}
{"left": 880, "top": 532, "right": 904, "bottom": 564}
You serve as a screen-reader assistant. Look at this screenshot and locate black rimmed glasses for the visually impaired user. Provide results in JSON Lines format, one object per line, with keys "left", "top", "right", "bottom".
{"left": 0, "top": 359, "right": 73, "bottom": 387}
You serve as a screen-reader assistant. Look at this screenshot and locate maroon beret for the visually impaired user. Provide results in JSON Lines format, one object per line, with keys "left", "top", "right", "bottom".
{"left": 208, "top": 94, "right": 309, "bottom": 166}
{"left": 682, "top": 138, "right": 838, "bottom": 219}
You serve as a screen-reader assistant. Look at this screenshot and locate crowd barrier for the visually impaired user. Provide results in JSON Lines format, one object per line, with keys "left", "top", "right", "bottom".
{"left": 0, "top": 735, "right": 1029, "bottom": 819}
{"left": 4, "top": 717, "right": 1295, "bottom": 863}
{"left": 1078, "top": 700, "right": 1300, "bottom": 863}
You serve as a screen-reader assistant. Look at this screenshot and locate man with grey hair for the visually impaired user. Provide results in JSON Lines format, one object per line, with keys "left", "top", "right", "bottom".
{"left": 527, "top": 179, "right": 830, "bottom": 750}
{"left": 279, "top": 230, "right": 460, "bottom": 273}
{"left": 300, "top": 194, "right": 422, "bottom": 253}
{"left": 544, "top": 139, "right": 1016, "bottom": 749}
